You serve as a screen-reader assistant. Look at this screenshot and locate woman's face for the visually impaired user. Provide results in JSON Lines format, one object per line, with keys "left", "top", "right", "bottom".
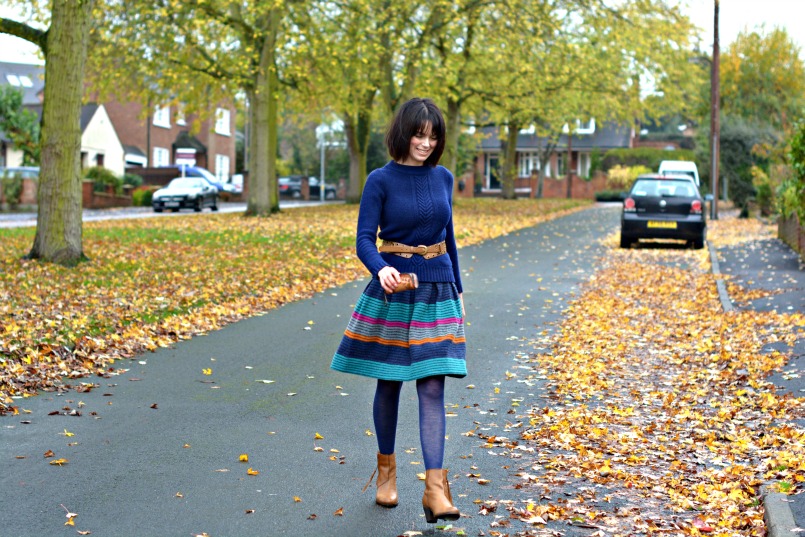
{"left": 401, "top": 122, "right": 437, "bottom": 166}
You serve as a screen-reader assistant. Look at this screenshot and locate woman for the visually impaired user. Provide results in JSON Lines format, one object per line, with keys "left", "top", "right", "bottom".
{"left": 331, "top": 97, "right": 465, "bottom": 523}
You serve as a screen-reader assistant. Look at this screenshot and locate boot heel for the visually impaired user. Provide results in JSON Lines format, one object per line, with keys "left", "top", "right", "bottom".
{"left": 423, "top": 506, "right": 436, "bottom": 524}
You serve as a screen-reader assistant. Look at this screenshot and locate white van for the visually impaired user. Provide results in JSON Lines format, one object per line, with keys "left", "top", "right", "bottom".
{"left": 658, "top": 160, "right": 699, "bottom": 186}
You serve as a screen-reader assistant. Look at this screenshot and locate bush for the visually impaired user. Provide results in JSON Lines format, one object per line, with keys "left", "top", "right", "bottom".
{"left": 85, "top": 166, "right": 123, "bottom": 195}
{"left": 606, "top": 165, "right": 652, "bottom": 190}
{"left": 601, "top": 147, "right": 696, "bottom": 172}
{"left": 123, "top": 173, "right": 143, "bottom": 188}
{"left": 751, "top": 166, "right": 777, "bottom": 216}
{"left": 132, "top": 185, "right": 160, "bottom": 207}
{"left": 784, "top": 120, "right": 805, "bottom": 222}
{"left": 594, "top": 190, "right": 627, "bottom": 202}
{"left": 1, "top": 172, "right": 23, "bottom": 210}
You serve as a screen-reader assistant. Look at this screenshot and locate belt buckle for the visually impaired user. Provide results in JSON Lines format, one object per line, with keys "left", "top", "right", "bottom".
{"left": 416, "top": 245, "right": 428, "bottom": 255}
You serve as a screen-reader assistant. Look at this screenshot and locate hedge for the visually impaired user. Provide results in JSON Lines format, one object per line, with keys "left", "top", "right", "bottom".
{"left": 601, "top": 148, "right": 696, "bottom": 172}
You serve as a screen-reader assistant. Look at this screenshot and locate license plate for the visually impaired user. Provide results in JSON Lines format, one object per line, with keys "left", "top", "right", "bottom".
{"left": 647, "top": 220, "right": 677, "bottom": 229}
{"left": 165, "top": 201, "right": 180, "bottom": 207}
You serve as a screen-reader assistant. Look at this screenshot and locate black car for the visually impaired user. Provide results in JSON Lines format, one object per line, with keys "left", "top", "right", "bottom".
{"left": 278, "top": 175, "right": 337, "bottom": 200}
{"left": 620, "top": 173, "right": 707, "bottom": 249}
{"left": 152, "top": 177, "right": 219, "bottom": 212}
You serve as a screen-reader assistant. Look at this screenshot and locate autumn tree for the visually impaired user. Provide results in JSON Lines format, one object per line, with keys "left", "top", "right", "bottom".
{"left": 468, "top": 0, "right": 698, "bottom": 199}
{"left": 717, "top": 28, "right": 805, "bottom": 134}
{"left": 93, "top": 1, "right": 298, "bottom": 216}
{"left": 0, "top": 0, "right": 94, "bottom": 266}
{"left": 0, "top": 86, "right": 40, "bottom": 165}
{"left": 287, "top": 1, "right": 453, "bottom": 202}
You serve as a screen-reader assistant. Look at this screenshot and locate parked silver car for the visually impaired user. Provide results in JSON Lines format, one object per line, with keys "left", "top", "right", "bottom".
{"left": 152, "top": 177, "right": 219, "bottom": 212}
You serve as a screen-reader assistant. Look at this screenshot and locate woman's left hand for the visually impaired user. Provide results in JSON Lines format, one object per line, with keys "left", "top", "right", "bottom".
{"left": 459, "top": 293, "right": 465, "bottom": 318}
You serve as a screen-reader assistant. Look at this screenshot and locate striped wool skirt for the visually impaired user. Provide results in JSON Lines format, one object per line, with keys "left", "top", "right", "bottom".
{"left": 331, "top": 279, "right": 467, "bottom": 381}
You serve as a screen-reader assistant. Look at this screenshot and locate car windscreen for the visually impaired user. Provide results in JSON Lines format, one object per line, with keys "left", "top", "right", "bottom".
{"left": 631, "top": 179, "right": 696, "bottom": 197}
{"left": 168, "top": 178, "right": 204, "bottom": 189}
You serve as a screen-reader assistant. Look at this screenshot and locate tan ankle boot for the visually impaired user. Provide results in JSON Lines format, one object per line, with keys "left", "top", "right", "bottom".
{"left": 374, "top": 452, "right": 398, "bottom": 507}
{"left": 422, "top": 469, "right": 460, "bottom": 523}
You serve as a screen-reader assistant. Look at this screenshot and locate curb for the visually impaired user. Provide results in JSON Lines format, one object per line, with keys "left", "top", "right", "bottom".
{"left": 708, "top": 242, "right": 734, "bottom": 313}
{"left": 763, "top": 487, "right": 800, "bottom": 537}
{"left": 710, "top": 242, "right": 797, "bottom": 536}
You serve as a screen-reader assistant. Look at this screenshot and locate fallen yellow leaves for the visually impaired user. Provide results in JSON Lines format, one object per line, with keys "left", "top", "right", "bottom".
{"left": 0, "top": 199, "right": 587, "bottom": 412}
{"left": 509, "top": 214, "right": 804, "bottom": 535}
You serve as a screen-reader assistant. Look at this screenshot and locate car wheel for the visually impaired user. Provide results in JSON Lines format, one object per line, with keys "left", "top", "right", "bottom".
{"left": 292, "top": 190, "right": 301, "bottom": 199}
{"left": 194, "top": 199, "right": 202, "bottom": 212}
{"left": 620, "top": 235, "right": 633, "bottom": 249}
{"left": 692, "top": 236, "right": 705, "bottom": 249}
{"left": 211, "top": 196, "right": 219, "bottom": 211}
{"left": 171, "top": 208, "right": 180, "bottom": 213}
{"left": 325, "top": 190, "right": 336, "bottom": 200}
{"left": 154, "top": 208, "right": 163, "bottom": 213}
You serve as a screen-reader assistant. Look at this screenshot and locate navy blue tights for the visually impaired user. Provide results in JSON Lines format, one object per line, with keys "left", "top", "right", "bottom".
{"left": 373, "top": 376, "right": 446, "bottom": 469}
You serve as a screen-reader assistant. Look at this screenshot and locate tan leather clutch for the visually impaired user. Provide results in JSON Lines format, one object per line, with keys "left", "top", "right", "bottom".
{"left": 387, "top": 272, "right": 419, "bottom": 294}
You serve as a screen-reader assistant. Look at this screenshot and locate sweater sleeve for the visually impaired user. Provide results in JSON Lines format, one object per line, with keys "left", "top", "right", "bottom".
{"left": 444, "top": 170, "right": 463, "bottom": 293}
{"left": 355, "top": 173, "right": 389, "bottom": 277}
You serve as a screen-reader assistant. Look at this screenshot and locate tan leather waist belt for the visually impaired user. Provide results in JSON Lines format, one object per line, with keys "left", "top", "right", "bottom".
{"left": 378, "top": 240, "right": 447, "bottom": 259}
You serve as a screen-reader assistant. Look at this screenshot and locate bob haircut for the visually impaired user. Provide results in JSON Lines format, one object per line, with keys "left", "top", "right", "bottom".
{"left": 385, "top": 98, "right": 446, "bottom": 167}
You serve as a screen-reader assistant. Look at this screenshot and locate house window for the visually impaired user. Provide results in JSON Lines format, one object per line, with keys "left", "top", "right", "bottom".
{"left": 95, "top": 154, "right": 105, "bottom": 167}
{"left": 215, "top": 154, "right": 230, "bottom": 182}
{"left": 176, "top": 104, "right": 186, "bottom": 126}
{"left": 153, "top": 147, "right": 170, "bottom": 167}
{"left": 518, "top": 153, "right": 540, "bottom": 177}
{"left": 5, "top": 74, "right": 20, "bottom": 86}
{"left": 556, "top": 155, "right": 565, "bottom": 176}
{"left": 578, "top": 153, "right": 591, "bottom": 178}
{"left": 153, "top": 105, "right": 171, "bottom": 128}
{"left": 215, "top": 108, "right": 231, "bottom": 136}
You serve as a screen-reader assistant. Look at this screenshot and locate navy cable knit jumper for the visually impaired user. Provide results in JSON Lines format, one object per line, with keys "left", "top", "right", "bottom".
{"left": 356, "top": 161, "right": 463, "bottom": 293}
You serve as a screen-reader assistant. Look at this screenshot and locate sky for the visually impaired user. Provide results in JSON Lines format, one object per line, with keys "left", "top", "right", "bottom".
{"left": 0, "top": 1, "right": 802, "bottom": 65}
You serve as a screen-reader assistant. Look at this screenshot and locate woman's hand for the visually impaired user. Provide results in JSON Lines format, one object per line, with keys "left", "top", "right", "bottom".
{"left": 459, "top": 292, "right": 465, "bottom": 317}
{"left": 377, "top": 266, "right": 401, "bottom": 294}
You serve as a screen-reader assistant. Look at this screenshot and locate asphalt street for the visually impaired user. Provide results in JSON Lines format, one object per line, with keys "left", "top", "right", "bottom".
{"left": 1, "top": 205, "right": 619, "bottom": 537}
{"left": 2, "top": 205, "right": 802, "bottom": 537}
{"left": 0, "top": 200, "right": 330, "bottom": 228}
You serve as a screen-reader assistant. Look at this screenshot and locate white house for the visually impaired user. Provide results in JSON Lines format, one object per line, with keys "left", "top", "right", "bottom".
{"left": 79, "top": 103, "right": 126, "bottom": 177}
{"left": 1, "top": 61, "right": 125, "bottom": 176}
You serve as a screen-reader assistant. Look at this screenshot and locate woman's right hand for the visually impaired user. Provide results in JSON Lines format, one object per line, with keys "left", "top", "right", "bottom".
{"left": 377, "top": 266, "right": 401, "bottom": 294}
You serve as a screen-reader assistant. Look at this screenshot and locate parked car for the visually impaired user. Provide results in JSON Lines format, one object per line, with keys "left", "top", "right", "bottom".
{"left": 1, "top": 166, "right": 40, "bottom": 180}
{"left": 159, "top": 164, "right": 226, "bottom": 192}
{"left": 658, "top": 160, "right": 700, "bottom": 186}
{"left": 620, "top": 173, "right": 707, "bottom": 249}
{"left": 278, "top": 175, "right": 337, "bottom": 200}
{"left": 152, "top": 177, "right": 219, "bottom": 212}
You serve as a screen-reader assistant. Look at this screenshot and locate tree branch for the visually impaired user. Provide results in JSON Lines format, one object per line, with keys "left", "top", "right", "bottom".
{"left": 0, "top": 17, "right": 47, "bottom": 53}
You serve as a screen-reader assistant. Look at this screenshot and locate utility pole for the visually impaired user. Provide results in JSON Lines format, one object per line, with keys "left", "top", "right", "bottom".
{"left": 710, "top": 0, "right": 720, "bottom": 220}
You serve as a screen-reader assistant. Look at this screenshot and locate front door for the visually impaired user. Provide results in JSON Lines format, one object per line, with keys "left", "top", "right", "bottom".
{"left": 487, "top": 154, "right": 501, "bottom": 190}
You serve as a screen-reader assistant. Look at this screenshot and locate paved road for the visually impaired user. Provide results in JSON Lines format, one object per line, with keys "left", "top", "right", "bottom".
{"left": 3, "top": 206, "right": 802, "bottom": 537}
{"left": 1, "top": 206, "right": 620, "bottom": 537}
{"left": 0, "top": 200, "right": 335, "bottom": 228}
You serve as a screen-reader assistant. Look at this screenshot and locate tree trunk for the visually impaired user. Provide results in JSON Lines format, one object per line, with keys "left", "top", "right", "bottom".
{"left": 245, "top": 13, "right": 280, "bottom": 217}
{"left": 444, "top": 97, "right": 461, "bottom": 176}
{"left": 500, "top": 122, "right": 519, "bottom": 200}
{"left": 27, "top": 0, "right": 94, "bottom": 266}
{"left": 343, "top": 111, "right": 370, "bottom": 204}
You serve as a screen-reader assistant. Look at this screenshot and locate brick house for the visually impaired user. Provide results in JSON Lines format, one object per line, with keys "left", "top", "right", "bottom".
{"left": 473, "top": 120, "right": 635, "bottom": 197}
{"left": 104, "top": 99, "right": 236, "bottom": 183}
{"left": 1, "top": 60, "right": 236, "bottom": 184}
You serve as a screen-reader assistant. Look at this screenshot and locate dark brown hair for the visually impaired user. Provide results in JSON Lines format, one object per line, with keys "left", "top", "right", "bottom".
{"left": 385, "top": 98, "right": 446, "bottom": 167}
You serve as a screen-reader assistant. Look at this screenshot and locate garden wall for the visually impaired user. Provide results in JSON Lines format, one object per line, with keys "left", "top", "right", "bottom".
{"left": 778, "top": 213, "right": 805, "bottom": 259}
